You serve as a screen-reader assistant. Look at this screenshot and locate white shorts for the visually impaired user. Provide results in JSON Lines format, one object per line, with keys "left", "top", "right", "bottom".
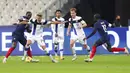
{"left": 52, "top": 34, "right": 64, "bottom": 44}
{"left": 27, "top": 34, "right": 45, "bottom": 46}
{"left": 71, "top": 32, "right": 87, "bottom": 45}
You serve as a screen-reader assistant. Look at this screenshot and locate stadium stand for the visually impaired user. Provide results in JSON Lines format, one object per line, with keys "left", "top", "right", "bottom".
{"left": 0, "top": 0, "right": 79, "bottom": 25}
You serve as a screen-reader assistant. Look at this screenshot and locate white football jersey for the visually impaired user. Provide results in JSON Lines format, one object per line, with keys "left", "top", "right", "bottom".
{"left": 30, "top": 19, "right": 50, "bottom": 36}
{"left": 69, "top": 16, "right": 86, "bottom": 37}
{"left": 51, "top": 17, "right": 65, "bottom": 36}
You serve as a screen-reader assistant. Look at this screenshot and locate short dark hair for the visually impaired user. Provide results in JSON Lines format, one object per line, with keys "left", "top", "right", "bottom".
{"left": 37, "top": 13, "right": 42, "bottom": 17}
{"left": 55, "top": 10, "right": 62, "bottom": 13}
{"left": 26, "top": 11, "right": 32, "bottom": 15}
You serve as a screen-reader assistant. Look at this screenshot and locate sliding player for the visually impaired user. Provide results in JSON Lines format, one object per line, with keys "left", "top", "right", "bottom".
{"left": 67, "top": 8, "right": 91, "bottom": 61}
{"left": 85, "top": 14, "right": 129, "bottom": 62}
{"left": 51, "top": 10, "right": 65, "bottom": 60}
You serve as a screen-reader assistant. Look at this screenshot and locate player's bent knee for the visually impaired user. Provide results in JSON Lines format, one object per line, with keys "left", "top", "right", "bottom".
{"left": 83, "top": 44, "right": 87, "bottom": 48}
{"left": 12, "top": 42, "right": 17, "bottom": 49}
{"left": 41, "top": 45, "right": 46, "bottom": 50}
{"left": 70, "top": 43, "right": 74, "bottom": 48}
{"left": 27, "top": 40, "right": 32, "bottom": 45}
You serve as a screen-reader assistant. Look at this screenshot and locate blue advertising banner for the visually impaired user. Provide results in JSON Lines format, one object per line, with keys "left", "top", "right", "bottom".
{"left": 0, "top": 26, "right": 130, "bottom": 56}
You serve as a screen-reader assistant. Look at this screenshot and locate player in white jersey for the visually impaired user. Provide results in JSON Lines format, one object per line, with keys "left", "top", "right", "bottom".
{"left": 23, "top": 13, "right": 62, "bottom": 63}
{"left": 67, "top": 8, "right": 91, "bottom": 61}
{"left": 51, "top": 10, "right": 65, "bottom": 60}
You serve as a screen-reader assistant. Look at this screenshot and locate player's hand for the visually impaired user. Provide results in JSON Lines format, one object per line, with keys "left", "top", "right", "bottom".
{"left": 53, "top": 21, "right": 62, "bottom": 24}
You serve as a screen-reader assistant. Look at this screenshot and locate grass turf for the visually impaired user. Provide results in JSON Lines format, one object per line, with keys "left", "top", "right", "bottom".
{"left": 0, "top": 55, "right": 130, "bottom": 73}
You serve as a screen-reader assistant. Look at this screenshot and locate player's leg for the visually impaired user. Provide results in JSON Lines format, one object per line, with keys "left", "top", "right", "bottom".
{"left": 21, "top": 37, "right": 39, "bottom": 62}
{"left": 3, "top": 36, "right": 18, "bottom": 63}
{"left": 106, "top": 41, "right": 129, "bottom": 55}
{"left": 85, "top": 39, "right": 104, "bottom": 62}
{"left": 37, "top": 38, "right": 58, "bottom": 63}
{"left": 59, "top": 41, "right": 64, "bottom": 60}
{"left": 19, "top": 37, "right": 33, "bottom": 60}
{"left": 79, "top": 39, "right": 91, "bottom": 56}
{"left": 53, "top": 36, "right": 59, "bottom": 59}
{"left": 70, "top": 39, "right": 77, "bottom": 61}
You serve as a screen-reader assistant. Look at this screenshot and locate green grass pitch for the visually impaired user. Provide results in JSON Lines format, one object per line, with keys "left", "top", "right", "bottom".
{"left": 0, "top": 55, "right": 130, "bottom": 73}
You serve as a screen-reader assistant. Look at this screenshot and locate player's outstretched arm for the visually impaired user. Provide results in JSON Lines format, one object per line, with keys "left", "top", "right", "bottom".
{"left": 67, "top": 23, "right": 71, "bottom": 36}
{"left": 87, "top": 28, "right": 97, "bottom": 39}
{"left": 51, "top": 21, "right": 62, "bottom": 24}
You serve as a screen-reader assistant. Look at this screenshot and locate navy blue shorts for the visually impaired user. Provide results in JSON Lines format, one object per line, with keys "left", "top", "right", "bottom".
{"left": 94, "top": 36, "right": 111, "bottom": 49}
{"left": 12, "top": 34, "right": 27, "bottom": 46}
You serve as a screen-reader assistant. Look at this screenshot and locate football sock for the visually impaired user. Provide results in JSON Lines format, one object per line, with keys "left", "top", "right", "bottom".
{"left": 71, "top": 47, "right": 76, "bottom": 56}
{"left": 86, "top": 45, "right": 91, "bottom": 55}
{"left": 90, "top": 46, "right": 96, "bottom": 59}
{"left": 27, "top": 48, "right": 32, "bottom": 58}
{"left": 5, "top": 47, "right": 15, "bottom": 58}
{"left": 111, "top": 47, "right": 125, "bottom": 52}
{"left": 59, "top": 49, "right": 63, "bottom": 57}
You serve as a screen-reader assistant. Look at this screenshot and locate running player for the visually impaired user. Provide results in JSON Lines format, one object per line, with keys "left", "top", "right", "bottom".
{"left": 51, "top": 10, "right": 65, "bottom": 60}
{"left": 85, "top": 14, "right": 129, "bottom": 62}
{"left": 23, "top": 13, "right": 62, "bottom": 63}
{"left": 67, "top": 8, "right": 91, "bottom": 61}
{"left": 3, "top": 11, "right": 33, "bottom": 63}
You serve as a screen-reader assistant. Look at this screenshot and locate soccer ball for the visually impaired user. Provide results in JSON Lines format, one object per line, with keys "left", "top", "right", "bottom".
{"left": 25, "top": 57, "right": 32, "bottom": 63}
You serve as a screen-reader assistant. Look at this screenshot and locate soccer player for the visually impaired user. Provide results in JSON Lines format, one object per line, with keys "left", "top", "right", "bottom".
{"left": 23, "top": 13, "right": 62, "bottom": 63}
{"left": 85, "top": 14, "right": 129, "bottom": 62}
{"left": 67, "top": 8, "right": 91, "bottom": 61}
{"left": 3, "top": 11, "right": 33, "bottom": 63}
{"left": 51, "top": 10, "right": 65, "bottom": 60}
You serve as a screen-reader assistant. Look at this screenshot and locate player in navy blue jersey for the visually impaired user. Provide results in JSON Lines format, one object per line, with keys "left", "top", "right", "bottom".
{"left": 85, "top": 14, "right": 129, "bottom": 62}
{"left": 3, "top": 11, "right": 33, "bottom": 63}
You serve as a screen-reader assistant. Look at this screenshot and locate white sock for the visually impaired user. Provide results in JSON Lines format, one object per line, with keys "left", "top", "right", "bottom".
{"left": 49, "top": 54, "right": 54, "bottom": 61}
{"left": 60, "top": 50, "right": 63, "bottom": 57}
{"left": 72, "top": 47, "right": 76, "bottom": 56}
{"left": 86, "top": 45, "right": 91, "bottom": 55}
{"left": 23, "top": 50, "right": 27, "bottom": 58}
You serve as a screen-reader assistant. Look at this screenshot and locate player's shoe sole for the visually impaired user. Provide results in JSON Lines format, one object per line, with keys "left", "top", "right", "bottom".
{"left": 124, "top": 47, "right": 129, "bottom": 56}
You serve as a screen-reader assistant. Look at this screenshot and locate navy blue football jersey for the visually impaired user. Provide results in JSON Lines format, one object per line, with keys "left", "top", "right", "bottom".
{"left": 94, "top": 20, "right": 109, "bottom": 38}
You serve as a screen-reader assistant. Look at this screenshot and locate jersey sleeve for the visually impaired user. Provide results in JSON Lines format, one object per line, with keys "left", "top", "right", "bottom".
{"left": 78, "top": 17, "right": 86, "bottom": 24}
{"left": 42, "top": 19, "right": 49, "bottom": 25}
{"left": 80, "top": 20, "right": 86, "bottom": 24}
{"left": 29, "top": 19, "right": 35, "bottom": 24}
{"left": 104, "top": 20, "right": 110, "bottom": 27}
{"left": 68, "top": 18, "right": 72, "bottom": 26}
{"left": 94, "top": 23, "right": 97, "bottom": 29}
{"left": 52, "top": 18, "right": 55, "bottom": 22}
